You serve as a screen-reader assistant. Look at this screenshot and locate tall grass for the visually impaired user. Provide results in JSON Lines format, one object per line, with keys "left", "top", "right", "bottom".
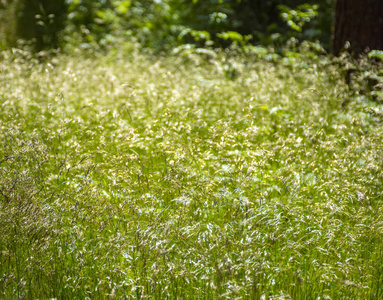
{"left": 0, "top": 48, "right": 382, "bottom": 299}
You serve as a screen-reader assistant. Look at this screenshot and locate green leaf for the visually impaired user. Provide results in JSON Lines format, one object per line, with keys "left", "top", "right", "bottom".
{"left": 115, "top": 1, "right": 131, "bottom": 14}
{"left": 368, "top": 50, "right": 383, "bottom": 62}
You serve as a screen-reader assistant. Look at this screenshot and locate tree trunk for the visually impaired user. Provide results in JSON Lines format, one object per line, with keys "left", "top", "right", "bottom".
{"left": 332, "top": 0, "right": 383, "bottom": 55}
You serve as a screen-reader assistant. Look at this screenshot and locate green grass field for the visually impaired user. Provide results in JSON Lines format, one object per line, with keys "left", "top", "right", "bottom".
{"left": 1, "top": 49, "right": 383, "bottom": 299}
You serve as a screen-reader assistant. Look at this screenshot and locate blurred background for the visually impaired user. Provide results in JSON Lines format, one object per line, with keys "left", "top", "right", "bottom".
{"left": 0, "top": 0, "right": 381, "bottom": 56}
{"left": 0, "top": 0, "right": 334, "bottom": 52}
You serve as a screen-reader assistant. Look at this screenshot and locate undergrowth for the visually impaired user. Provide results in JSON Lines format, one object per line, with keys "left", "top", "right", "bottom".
{"left": 0, "top": 48, "right": 382, "bottom": 299}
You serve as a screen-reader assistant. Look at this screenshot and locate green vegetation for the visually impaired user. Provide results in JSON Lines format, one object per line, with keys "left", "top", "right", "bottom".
{"left": 0, "top": 0, "right": 332, "bottom": 52}
{"left": 1, "top": 0, "right": 382, "bottom": 298}
{"left": 1, "top": 47, "right": 382, "bottom": 299}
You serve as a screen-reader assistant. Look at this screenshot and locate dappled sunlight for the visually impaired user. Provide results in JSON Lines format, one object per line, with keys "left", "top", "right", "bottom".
{"left": 0, "top": 48, "right": 383, "bottom": 298}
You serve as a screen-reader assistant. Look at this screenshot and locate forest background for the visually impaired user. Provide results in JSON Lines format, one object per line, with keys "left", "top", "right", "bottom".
{"left": 1, "top": 0, "right": 382, "bottom": 58}
{"left": 0, "top": 0, "right": 338, "bottom": 54}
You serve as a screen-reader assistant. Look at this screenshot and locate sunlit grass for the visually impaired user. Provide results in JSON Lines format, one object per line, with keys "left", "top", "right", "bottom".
{"left": 0, "top": 48, "right": 383, "bottom": 299}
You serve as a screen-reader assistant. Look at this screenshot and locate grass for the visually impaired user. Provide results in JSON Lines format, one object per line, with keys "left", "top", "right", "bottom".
{"left": 0, "top": 47, "right": 383, "bottom": 299}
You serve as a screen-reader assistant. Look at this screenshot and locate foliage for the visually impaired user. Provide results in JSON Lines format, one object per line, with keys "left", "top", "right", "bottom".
{"left": 278, "top": 4, "right": 319, "bottom": 33}
{"left": 64, "top": 0, "right": 236, "bottom": 50}
{"left": 368, "top": 50, "right": 383, "bottom": 62}
{"left": 0, "top": 0, "right": 334, "bottom": 53}
{"left": 228, "top": 0, "right": 333, "bottom": 50}
{"left": 0, "top": 48, "right": 383, "bottom": 298}
{"left": 61, "top": 0, "right": 333, "bottom": 52}
{"left": 338, "top": 51, "right": 383, "bottom": 103}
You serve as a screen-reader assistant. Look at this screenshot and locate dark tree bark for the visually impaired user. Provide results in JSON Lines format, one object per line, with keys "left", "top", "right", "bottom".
{"left": 332, "top": 0, "right": 383, "bottom": 55}
{"left": 6, "top": 0, "right": 67, "bottom": 50}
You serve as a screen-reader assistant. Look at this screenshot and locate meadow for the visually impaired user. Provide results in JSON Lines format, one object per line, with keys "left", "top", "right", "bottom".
{"left": 0, "top": 48, "right": 383, "bottom": 299}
